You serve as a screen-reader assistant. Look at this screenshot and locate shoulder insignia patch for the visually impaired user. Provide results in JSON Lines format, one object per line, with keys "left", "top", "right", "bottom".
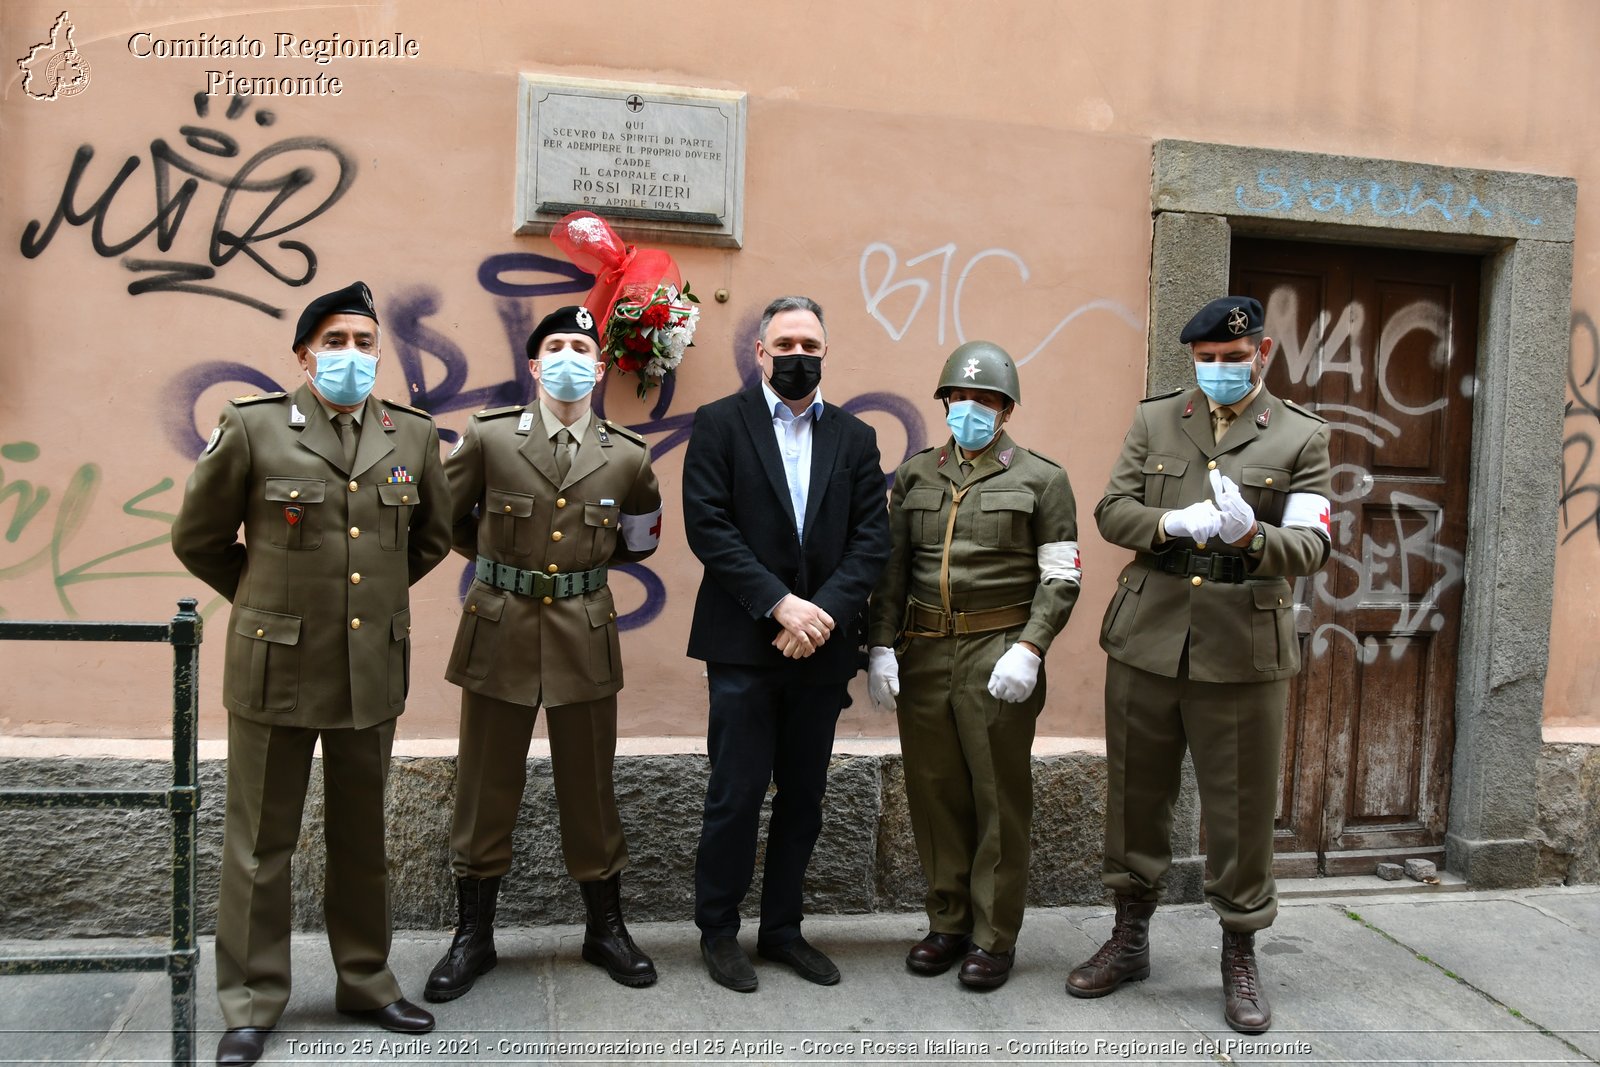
{"left": 477, "top": 405, "right": 524, "bottom": 419}
{"left": 1140, "top": 387, "right": 1185, "bottom": 404}
{"left": 380, "top": 398, "right": 432, "bottom": 419}
{"left": 601, "top": 419, "right": 646, "bottom": 446}
{"left": 230, "top": 391, "right": 286, "bottom": 406}
{"left": 1281, "top": 398, "right": 1328, "bottom": 423}
{"left": 1027, "top": 449, "right": 1064, "bottom": 471}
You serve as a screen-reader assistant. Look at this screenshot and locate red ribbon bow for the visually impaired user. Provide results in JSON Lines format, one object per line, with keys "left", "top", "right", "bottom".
{"left": 548, "top": 211, "right": 683, "bottom": 328}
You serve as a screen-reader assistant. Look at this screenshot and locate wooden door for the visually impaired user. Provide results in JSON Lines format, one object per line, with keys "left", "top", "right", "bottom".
{"left": 1231, "top": 239, "right": 1477, "bottom": 876}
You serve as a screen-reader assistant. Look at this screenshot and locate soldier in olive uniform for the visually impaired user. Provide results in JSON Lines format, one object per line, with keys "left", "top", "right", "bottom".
{"left": 172, "top": 282, "right": 452, "bottom": 1067}
{"left": 1067, "top": 296, "right": 1333, "bottom": 1034}
{"left": 425, "top": 306, "right": 663, "bottom": 1001}
{"left": 867, "top": 341, "right": 1081, "bottom": 990}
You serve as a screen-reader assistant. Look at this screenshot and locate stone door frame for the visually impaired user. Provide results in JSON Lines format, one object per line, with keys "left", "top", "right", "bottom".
{"left": 1147, "top": 140, "right": 1576, "bottom": 889}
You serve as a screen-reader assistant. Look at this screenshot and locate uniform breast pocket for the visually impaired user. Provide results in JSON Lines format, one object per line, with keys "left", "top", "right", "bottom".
{"left": 583, "top": 502, "right": 620, "bottom": 565}
{"left": 378, "top": 482, "right": 421, "bottom": 551}
{"left": 1101, "top": 566, "right": 1147, "bottom": 651}
{"left": 227, "top": 606, "right": 301, "bottom": 712}
{"left": 1250, "top": 582, "right": 1296, "bottom": 672}
{"left": 1241, "top": 465, "right": 1291, "bottom": 526}
{"left": 1142, "top": 455, "right": 1189, "bottom": 509}
{"left": 977, "top": 489, "right": 1036, "bottom": 549}
{"left": 902, "top": 486, "right": 947, "bottom": 545}
{"left": 485, "top": 489, "right": 535, "bottom": 556}
{"left": 264, "top": 478, "right": 326, "bottom": 549}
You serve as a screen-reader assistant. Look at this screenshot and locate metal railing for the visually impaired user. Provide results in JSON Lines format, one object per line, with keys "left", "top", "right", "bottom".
{"left": 0, "top": 597, "right": 202, "bottom": 1066}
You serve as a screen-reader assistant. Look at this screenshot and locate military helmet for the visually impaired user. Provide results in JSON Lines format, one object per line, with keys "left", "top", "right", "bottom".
{"left": 934, "top": 340, "right": 1021, "bottom": 405}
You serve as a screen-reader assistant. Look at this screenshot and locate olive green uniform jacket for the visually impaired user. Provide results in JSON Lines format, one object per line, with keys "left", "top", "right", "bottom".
{"left": 1096, "top": 386, "right": 1333, "bottom": 681}
{"left": 172, "top": 384, "right": 453, "bottom": 728}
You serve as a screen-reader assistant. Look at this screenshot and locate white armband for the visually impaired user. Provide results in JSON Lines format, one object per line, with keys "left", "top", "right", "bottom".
{"left": 1038, "top": 540, "right": 1082, "bottom": 584}
{"left": 1283, "top": 492, "right": 1332, "bottom": 540}
{"left": 620, "top": 506, "right": 663, "bottom": 551}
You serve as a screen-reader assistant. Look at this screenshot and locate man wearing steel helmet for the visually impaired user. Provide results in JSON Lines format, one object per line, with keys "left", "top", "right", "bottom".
{"left": 172, "top": 281, "right": 452, "bottom": 1066}
{"left": 867, "top": 340, "right": 1081, "bottom": 990}
{"left": 425, "top": 305, "right": 664, "bottom": 1001}
{"left": 1068, "top": 296, "right": 1332, "bottom": 1034}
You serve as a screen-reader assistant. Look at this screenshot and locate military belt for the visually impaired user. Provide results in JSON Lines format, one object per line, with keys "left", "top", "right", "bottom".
{"left": 904, "top": 598, "right": 1032, "bottom": 638}
{"left": 1142, "top": 548, "right": 1247, "bottom": 584}
{"left": 474, "top": 556, "right": 607, "bottom": 599}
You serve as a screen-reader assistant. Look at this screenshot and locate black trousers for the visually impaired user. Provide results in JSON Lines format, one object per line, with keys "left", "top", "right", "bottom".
{"left": 693, "top": 662, "right": 846, "bottom": 945}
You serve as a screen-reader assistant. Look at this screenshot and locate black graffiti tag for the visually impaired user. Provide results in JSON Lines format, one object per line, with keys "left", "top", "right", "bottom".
{"left": 19, "top": 93, "right": 355, "bottom": 318}
{"left": 1561, "top": 311, "right": 1600, "bottom": 545}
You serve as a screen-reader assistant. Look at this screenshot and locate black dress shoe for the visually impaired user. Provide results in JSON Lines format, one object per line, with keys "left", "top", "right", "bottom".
{"left": 339, "top": 997, "right": 436, "bottom": 1033}
{"left": 757, "top": 936, "right": 840, "bottom": 986}
{"left": 906, "top": 932, "right": 973, "bottom": 976}
{"left": 958, "top": 946, "right": 1015, "bottom": 990}
{"left": 701, "top": 935, "right": 758, "bottom": 992}
{"left": 216, "top": 1027, "right": 270, "bottom": 1066}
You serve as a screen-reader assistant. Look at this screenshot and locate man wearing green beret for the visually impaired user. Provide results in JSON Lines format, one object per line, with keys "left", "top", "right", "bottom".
{"left": 172, "top": 281, "right": 453, "bottom": 1066}
{"left": 868, "top": 340, "right": 1081, "bottom": 990}
{"left": 1068, "top": 296, "right": 1333, "bottom": 1034}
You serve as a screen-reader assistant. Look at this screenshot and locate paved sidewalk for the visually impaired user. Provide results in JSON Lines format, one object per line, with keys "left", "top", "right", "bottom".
{"left": 2, "top": 886, "right": 1597, "bottom": 1065}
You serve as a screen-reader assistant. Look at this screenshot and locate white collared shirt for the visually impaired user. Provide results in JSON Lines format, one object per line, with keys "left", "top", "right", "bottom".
{"left": 760, "top": 379, "right": 824, "bottom": 541}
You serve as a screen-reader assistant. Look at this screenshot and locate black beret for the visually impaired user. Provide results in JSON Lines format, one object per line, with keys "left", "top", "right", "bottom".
{"left": 292, "top": 281, "right": 378, "bottom": 350}
{"left": 1179, "top": 296, "right": 1264, "bottom": 344}
{"left": 526, "top": 305, "right": 601, "bottom": 359}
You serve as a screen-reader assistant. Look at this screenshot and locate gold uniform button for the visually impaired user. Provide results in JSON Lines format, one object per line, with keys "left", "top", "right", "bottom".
{"left": 1156, "top": 463, "right": 1164, "bottom": 472}
{"left": 547, "top": 564, "right": 559, "bottom": 574}
{"left": 1206, "top": 460, "right": 1217, "bottom": 471}
{"left": 401, "top": 494, "right": 410, "bottom": 503}
{"left": 608, "top": 611, "right": 616, "bottom": 620}
{"left": 350, "top": 618, "right": 361, "bottom": 630}
{"left": 348, "top": 481, "right": 358, "bottom": 492}
{"left": 468, "top": 604, "right": 477, "bottom": 614}
{"left": 349, "top": 526, "right": 360, "bottom": 538}
{"left": 542, "top": 596, "right": 553, "bottom": 605}
{"left": 289, "top": 489, "right": 300, "bottom": 499}
{"left": 1278, "top": 597, "right": 1285, "bottom": 606}
{"left": 556, "top": 498, "right": 567, "bottom": 508}
{"left": 1264, "top": 477, "right": 1274, "bottom": 486}
{"left": 350, "top": 573, "right": 361, "bottom": 585}
{"left": 551, "top": 531, "right": 563, "bottom": 542}
{"left": 255, "top": 628, "right": 265, "bottom": 637}
{"left": 1191, "top": 575, "right": 1204, "bottom": 587}
{"left": 1121, "top": 576, "right": 1128, "bottom": 585}
{"left": 503, "top": 504, "right": 513, "bottom": 513}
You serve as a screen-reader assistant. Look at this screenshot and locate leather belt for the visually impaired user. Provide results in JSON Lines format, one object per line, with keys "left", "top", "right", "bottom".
{"left": 475, "top": 555, "right": 607, "bottom": 599}
{"left": 1140, "top": 549, "right": 1247, "bottom": 584}
{"left": 904, "top": 598, "right": 1031, "bottom": 638}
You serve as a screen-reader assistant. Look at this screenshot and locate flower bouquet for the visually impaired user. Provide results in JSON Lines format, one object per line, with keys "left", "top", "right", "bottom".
{"left": 549, "top": 211, "right": 700, "bottom": 398}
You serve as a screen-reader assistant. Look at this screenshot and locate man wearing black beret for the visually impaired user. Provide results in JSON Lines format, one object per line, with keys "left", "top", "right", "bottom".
{"left": 425, "top": 305, "right": 663, "bottom": 1000}
{"left": 1067, "top": 296, "right": 1334, "bottom": 1033}
{"left": 172, "top": 281, "right": 453, "bottom": 1065}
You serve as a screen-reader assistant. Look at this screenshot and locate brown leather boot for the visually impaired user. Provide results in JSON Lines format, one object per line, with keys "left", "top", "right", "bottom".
{"left": 1065, "top": 896, "right": 1156, "bottom": 998}
{"left": 1221, "top": 929, "right": 1272, "bottom": 1033}
{"left": 424, "top": 876, "right": 500, "bottom": 1002}
{"left": 578, "top": 873, "right": 658, "bottom": 987}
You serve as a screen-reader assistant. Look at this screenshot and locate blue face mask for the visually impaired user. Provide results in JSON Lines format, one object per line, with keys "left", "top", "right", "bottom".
{"left": 539, "top": 350, "right": 599, "bottom": 402}
{"left": 1194, "top": 357, "right": 1256, "bottom": 405}
{"left": 310, "top": 349, "right": 378, "bottom": 406}
{"left": 946, "top": 399, "right": 1000, "bottom": 452}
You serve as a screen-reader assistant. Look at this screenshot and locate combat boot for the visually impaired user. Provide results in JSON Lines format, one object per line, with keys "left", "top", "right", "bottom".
{"left": 1065, "top": 895, "right": 1156, "bottom": 997}
{"left": 578, "top": 873, "right": 657, "bottom": 987}
{"left": 1221, "top": 929, "right": 1272, "bottom": 1033}
{"left": 424, "top": 876, "right": 500, "bottom": 1002}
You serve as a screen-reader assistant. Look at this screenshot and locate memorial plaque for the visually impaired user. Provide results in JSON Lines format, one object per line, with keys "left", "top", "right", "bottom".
{"left": 517, "top": 75, "right": 746, "bottom": 248}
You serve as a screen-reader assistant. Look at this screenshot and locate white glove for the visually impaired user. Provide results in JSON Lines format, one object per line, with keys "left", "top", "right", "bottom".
{"left": 1208, "top": 470, "right": 1256, "bottom": 545}
{"left": 1163, "top": 500, "right": 1223, "bottom": 544}
{"left": 987, "top": 643, "right": 1041, "bottom": 703}
{"left": 868, "top": 646, "right": 900, "bottom": 711}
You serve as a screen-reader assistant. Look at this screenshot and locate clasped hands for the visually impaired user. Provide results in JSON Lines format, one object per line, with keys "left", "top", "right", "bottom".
{"left": 772, "top": 594, "right": 835, "bottom": 659}
{"left": 1163, "top": 470, "right": 1258, "bottom": 547}
{"left": 867, "top": 641, "right": 1041, "bottom": 711}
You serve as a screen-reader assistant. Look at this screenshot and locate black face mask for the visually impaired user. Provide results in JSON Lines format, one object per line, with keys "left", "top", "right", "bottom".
{"left": 767, "top": 354, "right": 823, "bottom": 401}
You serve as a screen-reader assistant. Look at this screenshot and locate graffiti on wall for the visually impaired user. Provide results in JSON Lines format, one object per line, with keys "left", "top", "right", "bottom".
{"left": 1234, "top": 166, "right": 1543, "bottom": 230}
{"left": 1560, "top": 311, "right": 1600, "bottom": 546}
{"left": 1262, "top": 285, "right": 1468, "bottom": 665}
{"left": 19, "top": 93, "right": 355, "bottom": 317}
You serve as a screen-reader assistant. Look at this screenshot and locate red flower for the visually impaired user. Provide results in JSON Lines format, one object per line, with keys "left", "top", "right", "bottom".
{"left": 639, "top": 303, "right": 673, "bottom": 329}
{"left": 615, "top": 351, "right": 644, "bottom": 372}
{"left": 623, "top": 332, "right": 653, "bottom": 353}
